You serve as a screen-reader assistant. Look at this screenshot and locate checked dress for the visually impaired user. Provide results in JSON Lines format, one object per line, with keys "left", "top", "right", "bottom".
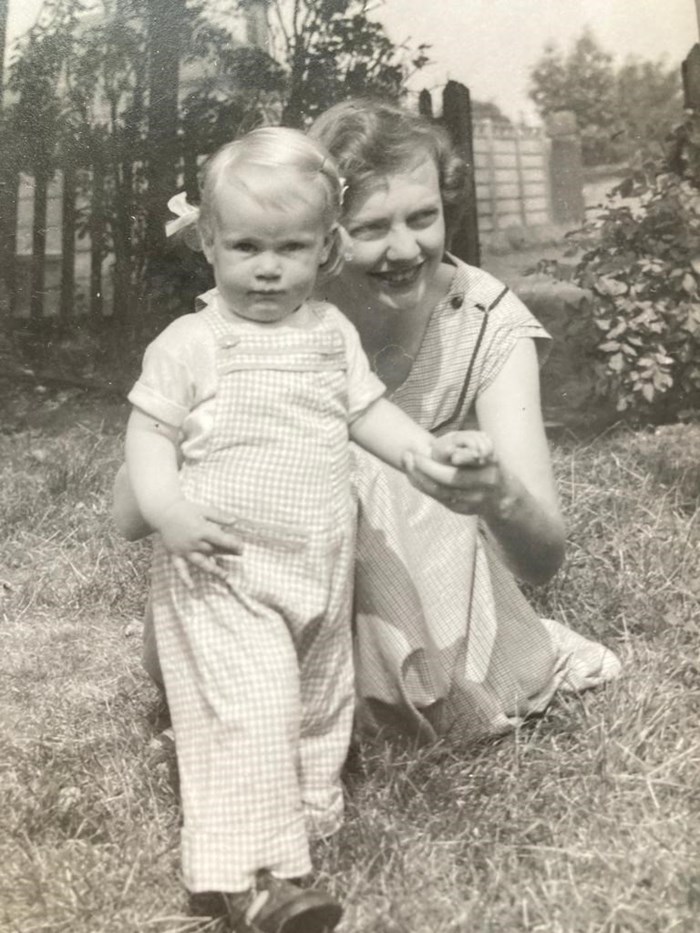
{"left": 352, "top": 259, "right": 621, "bottom": 744}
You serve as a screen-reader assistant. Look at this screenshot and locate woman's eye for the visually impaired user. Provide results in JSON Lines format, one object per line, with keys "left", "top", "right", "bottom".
{"left": 347, "top": 221, "right": 387, "bottom": 241}
{"left": 409, "top": 209, "right": 439, "bottom": 228}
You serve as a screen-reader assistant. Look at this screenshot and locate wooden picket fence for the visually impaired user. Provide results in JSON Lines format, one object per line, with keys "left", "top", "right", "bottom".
{"left": 0, "top": 70, "right": 640, "bottom": 328}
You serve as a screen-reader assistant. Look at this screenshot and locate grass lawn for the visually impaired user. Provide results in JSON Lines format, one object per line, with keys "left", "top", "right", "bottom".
{"left": 1, "top": 381, "right": 699, "bottom": 932}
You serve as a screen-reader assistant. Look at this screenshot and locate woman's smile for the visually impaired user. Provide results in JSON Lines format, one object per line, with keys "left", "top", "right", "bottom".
{"left": 370, "top": 262, "right": 425, "bottom": 290}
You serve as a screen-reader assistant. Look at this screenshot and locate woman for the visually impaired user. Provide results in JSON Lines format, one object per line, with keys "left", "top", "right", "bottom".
{"left": 114, "top": 99, "right": 619, "bottom": 745}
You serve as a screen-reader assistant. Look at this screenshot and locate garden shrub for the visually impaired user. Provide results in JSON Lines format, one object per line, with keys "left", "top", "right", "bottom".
{"left": 564, "top": 111, "right": 700, "bottom": 420}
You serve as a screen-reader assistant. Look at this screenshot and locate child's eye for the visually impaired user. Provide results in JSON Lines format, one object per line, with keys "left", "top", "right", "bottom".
{"left": 228, "top": 240, "right": 256, "bottom": 253}
{"left": 281, "top": 241, "right": 306, "bottom": 253}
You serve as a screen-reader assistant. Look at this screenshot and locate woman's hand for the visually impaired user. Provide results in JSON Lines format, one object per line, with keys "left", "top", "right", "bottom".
{"left": 403, "top": 339, "right": 567, "bottom": 589}
{"left": 404, "top": 430, "right": 504, "bottom": 516}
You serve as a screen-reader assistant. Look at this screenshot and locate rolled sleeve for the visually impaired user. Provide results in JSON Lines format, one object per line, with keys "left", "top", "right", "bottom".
{"left": 127, "top": 318, "right": 203, "bottom": 428}
{"left": 128, "top": 379, "right": 189, "bottom": 428}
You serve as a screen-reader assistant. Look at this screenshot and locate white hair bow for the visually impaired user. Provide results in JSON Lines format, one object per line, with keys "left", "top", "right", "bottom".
{"left": 165, "top": 192, "right": 203, "bottom": 251}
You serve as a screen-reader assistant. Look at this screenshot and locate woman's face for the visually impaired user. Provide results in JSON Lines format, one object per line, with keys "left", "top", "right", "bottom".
{"left": 340, "top": 157, "right": 446, "bottom": 316}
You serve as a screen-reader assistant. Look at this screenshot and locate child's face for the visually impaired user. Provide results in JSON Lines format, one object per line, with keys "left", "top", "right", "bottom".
{"left": 203, "top": 174, "right": 333, "bottom": 325}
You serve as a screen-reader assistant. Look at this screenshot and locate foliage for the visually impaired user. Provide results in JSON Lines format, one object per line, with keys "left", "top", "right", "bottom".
{"left": 562, "top": 111, "right": 700, "bottom": 420}
{"left": 250, "top": 0, "right": 429, "bottom": 127}
{"left": 614, "top": 58, "right": 683, "bottom": 158}
{"left": 3, "top": 0, "right": 286, "bottom": 330}
{"left": 471, "top": 99, "right": 512, "bottom": 125}
{"left": 2, "top": 0, "right": 419, "bottom": 336}
{"left": 529, "top": 29, "right": 682, "bottom": 166}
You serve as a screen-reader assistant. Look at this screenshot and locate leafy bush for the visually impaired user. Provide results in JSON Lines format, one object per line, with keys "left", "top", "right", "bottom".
{"left": 565, "top": 111, "right": 700, "bottom": 420}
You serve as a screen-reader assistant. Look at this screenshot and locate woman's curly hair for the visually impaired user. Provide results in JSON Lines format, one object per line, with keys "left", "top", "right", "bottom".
{"left": 309, "top": 98, "right": 469, "bottom": 240}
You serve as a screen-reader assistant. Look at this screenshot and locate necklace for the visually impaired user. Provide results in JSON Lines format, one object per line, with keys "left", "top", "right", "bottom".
{"left": 371, "top": 343, "right": 416, "bottom": 392}
{"left": 372, "top": 342, "right": 415, "bottom": 367}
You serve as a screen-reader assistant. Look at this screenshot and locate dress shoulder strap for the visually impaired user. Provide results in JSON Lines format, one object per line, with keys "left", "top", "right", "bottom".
{"left": 432, "top": 284, "right": 509, "bottom": 434}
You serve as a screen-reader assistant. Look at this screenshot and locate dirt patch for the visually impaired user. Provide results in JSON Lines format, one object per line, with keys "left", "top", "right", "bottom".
{"left": 1, "top": 373, "right": 129, "bottom": 437}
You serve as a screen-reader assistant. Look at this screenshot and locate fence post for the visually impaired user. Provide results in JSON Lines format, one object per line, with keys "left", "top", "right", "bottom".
{"left": 441, "top": 80, "right": 480, "bottom": 267}
{"left": 682, "top": 44, "right": 700, "bottom": 110}
{"left": 418, "top": 88, "right": 433, "bottom": 119}
{"left": 59, "top": 160, "right": 76, "bottom": 322}
{"left": 30, "top": 169, "right": 50, "bottom": 322}
{"left": 183, "top": 115, "right": 199, "bottom": 203}
{"left": 0, "top": 153, "right": 19, "bottom": 316}
{"left": 484, "top": 118, "right": 498, "bottom": 231}
{"left": 513, "top": 126, "right": 528, "bottom": 227}
{"left": 90, "top": 147, "right": 105, "bottom": 318}
{"left": 545, "top": 109, "right": 585, "bottom": 226}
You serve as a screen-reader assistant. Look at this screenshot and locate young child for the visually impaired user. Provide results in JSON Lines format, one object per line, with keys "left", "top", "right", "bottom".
{"left": 125, "top": 127, "right": 492, "bottom": 932}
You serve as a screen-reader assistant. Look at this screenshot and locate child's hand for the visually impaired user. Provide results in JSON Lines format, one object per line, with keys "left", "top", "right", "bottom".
{"left": 431, "top": 430, "right": 495, "bottom": 467}
{"left": 405, "top": 430, "right": 501, "bottom": 516}
{"left": 156, "top": 499, "right": 243, "bottom": 588}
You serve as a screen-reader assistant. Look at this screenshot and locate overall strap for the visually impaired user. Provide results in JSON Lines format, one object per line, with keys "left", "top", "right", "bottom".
{"left": 433, "top": 284, "right": 509, "bottom": 434}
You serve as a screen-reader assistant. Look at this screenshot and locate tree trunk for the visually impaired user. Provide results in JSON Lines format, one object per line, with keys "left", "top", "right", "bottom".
{"left": 0, "top": 0, "right": 7, "bottom": 95}
{"left": 0, "top": 0, "right": 17, "bottom": 316}
{"left": 144, "top": 0, "right": 184, "bottom": 271}
{"left": 282, "top": 44, "right": 308, "bottom": 129}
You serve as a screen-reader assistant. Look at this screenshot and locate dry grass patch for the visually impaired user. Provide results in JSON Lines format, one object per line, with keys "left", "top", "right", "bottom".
{"left": 1, "top": 416, "right": 698, "bottom": 932}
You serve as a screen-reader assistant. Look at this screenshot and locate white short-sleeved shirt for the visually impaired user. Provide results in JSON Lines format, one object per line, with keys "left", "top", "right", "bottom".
{"left": 128, "top": 289, "right": 385, "bottom": 463}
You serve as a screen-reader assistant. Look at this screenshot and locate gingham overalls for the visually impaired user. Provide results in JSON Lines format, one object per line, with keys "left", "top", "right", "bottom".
{"left": 150, "top": 302, "right": 356, "bottom": 894}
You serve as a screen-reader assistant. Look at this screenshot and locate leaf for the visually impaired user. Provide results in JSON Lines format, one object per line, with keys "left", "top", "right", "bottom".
{"left": 641, "top": 382, "right": 655, "bottom": 403}
{"left": 682, "top": 273, "right": 698, "bottom": 294}
{"left": 608, "top": 352, "right": 624, "bottom": 372}
{"left": 653, "top": 370, "right": 673, "bottom": 390}
{"left": 596, "top": 276, "right": 629, "bottom": 297}
{"left": 607, "top": 321, "right": 627, "bottom": 339}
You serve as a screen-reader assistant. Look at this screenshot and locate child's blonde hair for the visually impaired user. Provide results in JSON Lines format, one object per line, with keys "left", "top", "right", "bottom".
{"left": 198, "top": 127, "right": 345, "bottom": 276}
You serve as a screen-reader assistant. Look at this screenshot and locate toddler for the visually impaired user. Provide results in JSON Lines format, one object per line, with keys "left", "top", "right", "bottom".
{"left": 125, "top": 127, "right": 492, "bottom": 932}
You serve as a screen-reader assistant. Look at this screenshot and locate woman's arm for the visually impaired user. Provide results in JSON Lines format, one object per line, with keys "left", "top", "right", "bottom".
{"left": 407, "top": 338, "right": 565, "bottom": 585}
{"left": 476, "top": 338, "right": 565, "bottom": 583}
